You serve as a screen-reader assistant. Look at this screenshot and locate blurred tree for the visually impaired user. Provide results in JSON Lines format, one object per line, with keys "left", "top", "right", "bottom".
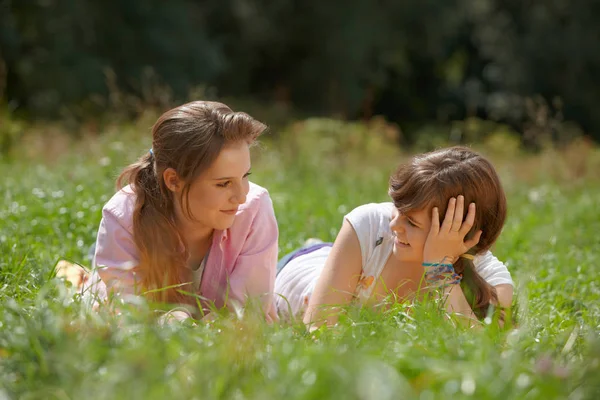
{"left": 0, "top": 0, "right": 598, "bottom": 142}
{"left": 1, "top": 0, "right": 223, "bottom": 116}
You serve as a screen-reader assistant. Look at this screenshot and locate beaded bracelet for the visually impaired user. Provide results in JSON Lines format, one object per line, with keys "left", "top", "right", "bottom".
{"left": 422, "top": 262, "right": 463, "bottom": 287}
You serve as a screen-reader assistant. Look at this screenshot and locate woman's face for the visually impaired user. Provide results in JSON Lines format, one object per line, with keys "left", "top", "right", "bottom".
{"left": 389, "top": 206, "right": 432, "bottom": 263}
{"left": 170, "top": 140, "right": 252, "bottom": 232}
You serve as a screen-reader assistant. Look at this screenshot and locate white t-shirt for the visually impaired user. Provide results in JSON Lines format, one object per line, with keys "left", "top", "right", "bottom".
{"left": 274, "top": 202, "right": 513, "bottom": 317}
{"left": 191, "top": 252, "right": 209, "bottom": 293}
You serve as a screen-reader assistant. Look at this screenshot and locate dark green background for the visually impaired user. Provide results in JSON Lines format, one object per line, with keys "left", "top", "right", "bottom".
{"left": 2, "top": 0, "right": 599, "bottom": 142}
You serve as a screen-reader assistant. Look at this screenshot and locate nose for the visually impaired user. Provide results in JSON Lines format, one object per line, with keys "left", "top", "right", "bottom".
{"left": 389, "top": 211, "right": 405, "bottom": 234}
{"left": 231, "top": 181, "right": 248, "bottom": 205}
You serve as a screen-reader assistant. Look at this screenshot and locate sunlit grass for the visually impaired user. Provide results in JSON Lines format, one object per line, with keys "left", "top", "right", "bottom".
{"left": 1, "top": 122, "right": 599, "bottom": 399}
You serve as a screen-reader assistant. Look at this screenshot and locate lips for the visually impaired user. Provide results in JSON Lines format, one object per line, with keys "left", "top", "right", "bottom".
{"left": 220, "top": 209, "right": 238, "bottom": 215}
{"left": 393, "top": 235, "right": 410, "bottom": 247}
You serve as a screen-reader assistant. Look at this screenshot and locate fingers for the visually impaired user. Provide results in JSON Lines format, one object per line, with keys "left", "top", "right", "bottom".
{"left": 451, "top": 195, "right": 464, "bottom": 232}
{"left": 430, "top": 207, "right": 440, "bottom": 235}
{"left": 441, "top": 197, "right": 456, "bottom": 232}
{"left": 464, "top": 229, "right": 483, "bottom": 249}
{"left": 459, "top": 202, "right": 476, "bottom": 236}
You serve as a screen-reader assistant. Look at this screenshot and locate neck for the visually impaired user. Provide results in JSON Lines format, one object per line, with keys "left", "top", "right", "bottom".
{"left": 179, "top": 222, "right": 214, "bottom": 266}
{"left": 386, "top": 254, "right": 424, "bottom": 275}
{"left": 403, "top": 261, "right": 423, "bottom": 269}
{"left": 178, "top": 219, "right": 213, "bottom": 246}
{"left": 394, "top": 260, "right": 424, "bottom": 276}
{"left": 388, "top": 253, "right": 422, "bottom": 270}
{"left": 173, "top": 209, "right": 214, "bottom": 254}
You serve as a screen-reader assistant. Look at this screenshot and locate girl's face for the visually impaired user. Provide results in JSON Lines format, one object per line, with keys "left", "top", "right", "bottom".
{"left": 389, "top": 206, "right": 432, "bottom": 262}
{"left": 170, "top": 140, "right": 252, "bottom": 232}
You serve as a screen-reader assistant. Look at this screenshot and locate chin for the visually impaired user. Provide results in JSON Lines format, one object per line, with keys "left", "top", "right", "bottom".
{"left": 392, "top": 245, "right": 415, "bottom": 262}
{"left": 214, "top": 216, "right": 237, "bottom": 230}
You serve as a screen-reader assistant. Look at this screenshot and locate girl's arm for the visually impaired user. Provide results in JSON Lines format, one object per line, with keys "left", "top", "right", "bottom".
{"left": 494, "top": 284, "right": 513, "bottom": 309}
{"left": 443, "top": 284, "right": 478, "bottom": 322}
{"left": 303, "top": 220, "right": 363, "bottom": 327}
{"left": 442, "top": 283, "right": 512, "bottom": 327}
{"left": 473, "top": 251, "right": 514, "bottom": 308}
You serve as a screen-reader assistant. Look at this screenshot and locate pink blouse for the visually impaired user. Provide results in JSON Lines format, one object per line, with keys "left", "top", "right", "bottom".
{"left": 85, "top": 182, "right": 279, "bottom": 319}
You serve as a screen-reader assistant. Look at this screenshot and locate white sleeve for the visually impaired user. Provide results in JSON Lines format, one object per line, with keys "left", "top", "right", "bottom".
{"left": 473, "top": 251, "right": 514, "bottom": 287}
{"left": 344, "top": 203, "right": 385, "bottom": 268}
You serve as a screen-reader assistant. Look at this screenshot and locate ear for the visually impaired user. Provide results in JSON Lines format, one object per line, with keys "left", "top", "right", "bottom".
{"left": 163, "top": 168, "right": 182, "bottom": 193}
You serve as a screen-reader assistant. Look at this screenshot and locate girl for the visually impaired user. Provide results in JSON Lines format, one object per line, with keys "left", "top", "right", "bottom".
{"left": 274, "top": 146, "right": 513, "bottom": 326}
{"left": 84, "top": 101, "right": 278, "bottom": 320}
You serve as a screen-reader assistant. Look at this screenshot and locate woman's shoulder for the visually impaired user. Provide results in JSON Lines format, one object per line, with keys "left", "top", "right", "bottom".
{"left": 238, "top": 182, "right": 273, "bottom": 214}
{"left": 102, "top": 185, "right": 136, "bottom": 227}
{"left": 226, "top": 181, "right": 278, "bottom": 244}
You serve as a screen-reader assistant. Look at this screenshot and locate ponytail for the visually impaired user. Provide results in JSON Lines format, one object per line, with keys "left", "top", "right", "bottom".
{"left": 117, "top": 152, "right": 192, "bottom": 305}
{"left": 453, "top": 253, "right": 499, "bottom": 320}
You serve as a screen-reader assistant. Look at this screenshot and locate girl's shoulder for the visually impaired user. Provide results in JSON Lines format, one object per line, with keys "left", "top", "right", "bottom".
{"left": 344, "top": 202, "right": 394, "bottom": 259}
{"left": 345, "top": 202, "right": 394, "bottom": 233}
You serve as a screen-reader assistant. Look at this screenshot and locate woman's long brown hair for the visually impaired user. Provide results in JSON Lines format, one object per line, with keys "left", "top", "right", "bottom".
{"left": 117, "top": 101, "right": 266, "bottom": 305}
{"left": 388, "top": 146, "right": 507, "bottom": 319}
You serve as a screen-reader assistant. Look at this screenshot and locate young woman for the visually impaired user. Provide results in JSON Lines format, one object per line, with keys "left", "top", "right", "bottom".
{"left": 84, "top": 101, "right": 278, "bottom": 320}
{"left": 274, "top": 146, "right": 513, "bottom": 326}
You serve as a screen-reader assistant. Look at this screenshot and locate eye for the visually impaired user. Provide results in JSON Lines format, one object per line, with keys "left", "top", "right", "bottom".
{"left": 243, "top": 172, "right": 252, "bottom": 179}
{"left": 407, "top": 219, "right": 418, "bottom": 227}
{"left": 216, "top": 181, "right": 231, "bottom": 188}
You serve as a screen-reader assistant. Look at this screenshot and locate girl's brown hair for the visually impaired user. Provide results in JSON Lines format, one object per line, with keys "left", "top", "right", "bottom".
{"left": 388, "top": 146, "right": 507, "bottom": 318}
{"left": 117, "top": 101, "right": 266, "bottom": 305}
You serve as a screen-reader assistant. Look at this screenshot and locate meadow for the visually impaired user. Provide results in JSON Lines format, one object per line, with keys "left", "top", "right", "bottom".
{"left": 1, "top": 114, "right": 599, "bottom": 399}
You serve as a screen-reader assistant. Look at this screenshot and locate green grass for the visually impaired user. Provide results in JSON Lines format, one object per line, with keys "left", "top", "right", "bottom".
{"left": 1, "top": 122, "right": 600, "bottom": 399}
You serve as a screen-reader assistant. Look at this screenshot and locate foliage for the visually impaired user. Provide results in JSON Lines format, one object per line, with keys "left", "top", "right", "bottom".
{"left": 1, "top": 119, "right": 600, "bottom": 398}
{"left": 2, "top": 0, "right": 600, "bottom": 142}
{"left": 0, "top": 104, "right": 24, "bottom": 156}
